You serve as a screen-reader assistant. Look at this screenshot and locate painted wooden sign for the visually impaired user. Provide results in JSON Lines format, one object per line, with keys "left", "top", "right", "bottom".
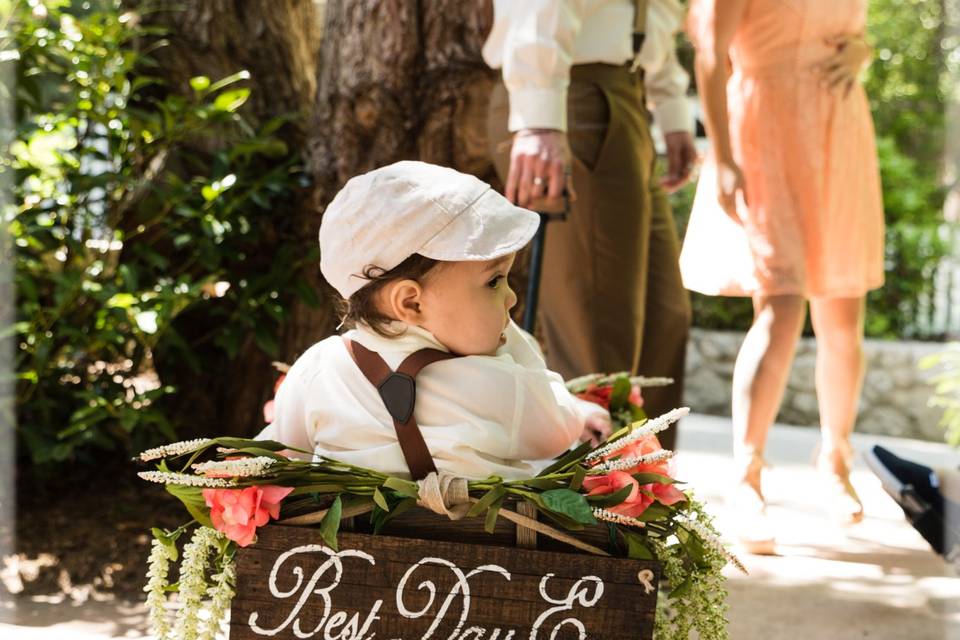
{"left": 229, "top": 525, "right": 659, "bottom": 640}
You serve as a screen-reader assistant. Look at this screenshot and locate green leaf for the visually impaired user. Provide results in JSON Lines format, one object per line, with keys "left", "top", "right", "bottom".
{"left": 569, "top": 465, "right": 586, "bottom": 492}
{"left": 288, "top": 484, "right": 345, "bottom": 496}
{"left": 677, "top": 526, "right": 708, "bottom": 566}
{"left": 668, "top": 576, "right": 692, "bottom": 599}
{"left": 621, "top": 529, "right": 654, "bottom": 560}
{"left": 373, "top": 487, "right": 390, "bottom": 512}
{"left": 319, "top": 495, "right": 342, "bottom": 551}
{"left": 584, "top": 483, "right": 634, "bottom": 508}
{"left": 229, "top": 447, "right": 289, "bottom": 460}
{"left": 467, "top": 485, "right": 506, "bottom": 518}
{"left": 189, "top": 75, "right": 211, "bottom": 92}
{"left": 512, "top": 477, "right": 568, "bottom": 490}
{"left": 484, "top": 495, "right": 506, "bottom": 533}
{"left": 537, "top": 441, "right": 592, "bottom": 477}
{"left": 151, "top": 527, "right": 180, "bottom": 561}
{"left": 213, "top": 437, "right": 290, "bottom": 452}
{"left": 637, "top": 502, "right": 673, "bottom": 522}
{"left": 212, "top": 88, "right": 250, "bottom": 112}
{"left": 382, "top": 476, "right": 419, "bottom": 499}
{"left": 631, "top": 472, "right": 680, "bottom": 486}
{"left": 373, "top": 497, "right": 416, "bottom": 534}
{"left": 164, "top": 484, "right": 213, "bottom": 528}
{"left": 608, "top": 376, "right": 631, "bottom": 411}
{"left": 206, "top": 70, "right": 251, "bottom": 93}
{"left": 541, "top": 488, "right": 597, "bottom": 525}
{"left": 106, "top": 292, "right": 137, "bottom": 308}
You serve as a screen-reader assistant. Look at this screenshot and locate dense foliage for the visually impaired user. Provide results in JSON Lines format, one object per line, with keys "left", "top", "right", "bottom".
{"left": 11, "top": 0, "right": 310, "bottom": 465}
{"left": 672, "top": 0, "right": 953, "bottom": 340}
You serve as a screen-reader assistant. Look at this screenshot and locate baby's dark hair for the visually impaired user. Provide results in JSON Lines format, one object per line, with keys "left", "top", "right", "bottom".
{"left": 337, "top": 253, "right": 440, "bottom": 337}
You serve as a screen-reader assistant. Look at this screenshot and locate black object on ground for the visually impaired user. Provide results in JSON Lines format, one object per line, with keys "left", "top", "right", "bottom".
{"left": 865, "top": 445, "right": 959, "bottom": 562}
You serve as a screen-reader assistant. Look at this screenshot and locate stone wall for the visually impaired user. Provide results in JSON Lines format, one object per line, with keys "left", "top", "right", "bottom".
{"left": 683, "top": 328, "right": 948, "bottom": 442}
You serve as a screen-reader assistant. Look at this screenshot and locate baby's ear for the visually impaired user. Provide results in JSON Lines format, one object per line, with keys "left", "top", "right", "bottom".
{"left": 383, "top": 278, "right": 422, "bottom": 323}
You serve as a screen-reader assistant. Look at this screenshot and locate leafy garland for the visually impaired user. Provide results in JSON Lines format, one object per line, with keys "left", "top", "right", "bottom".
{"left": 140, "top": 375, "right": 739, "bottom": 639}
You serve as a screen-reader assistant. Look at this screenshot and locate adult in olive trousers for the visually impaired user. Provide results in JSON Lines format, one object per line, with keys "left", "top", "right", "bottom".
{"left": 488, "top": 64, "right": 691, "bottom": 449}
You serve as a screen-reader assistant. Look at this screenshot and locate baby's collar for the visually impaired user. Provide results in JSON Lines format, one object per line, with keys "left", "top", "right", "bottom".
{"left": 350, "top": 321, "right": 450, "bottom": 355}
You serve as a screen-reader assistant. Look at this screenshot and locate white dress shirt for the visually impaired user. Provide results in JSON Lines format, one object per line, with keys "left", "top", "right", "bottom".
{"left": 482, "top": 0, "right": 692, "bottom": 135}
{"left": 258, "top": 320, "right": 605, "bottom": 480}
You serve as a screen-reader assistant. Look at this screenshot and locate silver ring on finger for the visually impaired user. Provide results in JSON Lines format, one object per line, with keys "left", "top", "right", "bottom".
{"left": 533, "top": 176, "right": 545, "bottom": 187}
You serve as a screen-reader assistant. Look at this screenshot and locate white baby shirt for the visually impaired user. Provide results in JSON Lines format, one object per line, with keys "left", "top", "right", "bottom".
{"left": 257, "top": 320, "right": 605, "bottom": 480}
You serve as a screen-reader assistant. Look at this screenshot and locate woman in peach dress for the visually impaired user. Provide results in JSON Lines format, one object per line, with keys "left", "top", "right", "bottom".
{"left": 679, "top": 0, "right": 884, "bottom": 552}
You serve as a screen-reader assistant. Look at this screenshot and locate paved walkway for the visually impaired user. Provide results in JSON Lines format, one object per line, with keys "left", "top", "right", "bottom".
{"left": 2, "top": 413, "right": 958, "bottom": 639}
{"left": 676, "top": 414, "right": 959, "bottom": 640}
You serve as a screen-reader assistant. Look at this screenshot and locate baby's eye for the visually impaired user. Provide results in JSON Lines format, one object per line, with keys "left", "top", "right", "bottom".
{"left": 487, "top": 275, "right": 504, "bottom": 289}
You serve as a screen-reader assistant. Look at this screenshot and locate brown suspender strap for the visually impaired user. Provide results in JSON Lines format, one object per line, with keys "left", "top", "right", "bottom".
{"left": 342, "top": 336, "right": 457, "bottom": 480}
{"left": 632, "top": 0, "right": 649, "bottom": 53}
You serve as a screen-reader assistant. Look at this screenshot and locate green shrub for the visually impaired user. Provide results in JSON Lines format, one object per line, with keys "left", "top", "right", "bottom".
{"left": 920, "top": 344, "right": 960, "bottom": 447}
{"left": 11, "top": 0, "right": 308, "bottom": 464}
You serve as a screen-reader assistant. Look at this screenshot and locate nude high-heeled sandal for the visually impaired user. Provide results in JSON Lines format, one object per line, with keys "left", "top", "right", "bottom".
{"left": 817, "top": 440, "right": 864, "bottom": 525}
{"left": 732, "top": 451, "right": 776, "bottom": 555}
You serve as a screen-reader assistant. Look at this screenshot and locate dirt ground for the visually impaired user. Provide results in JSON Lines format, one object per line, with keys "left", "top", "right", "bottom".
{"left": 4, "top": 459, "right": 185, "bottom": 604}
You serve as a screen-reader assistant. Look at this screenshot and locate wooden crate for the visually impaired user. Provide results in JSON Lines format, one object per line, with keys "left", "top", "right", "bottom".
{"left": 229, "top": 504, "right": 661, "bottom": 640}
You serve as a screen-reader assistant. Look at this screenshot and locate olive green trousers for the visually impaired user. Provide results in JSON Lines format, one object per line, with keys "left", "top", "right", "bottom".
{"left": 487, "top": 63, "right": 691, "bottom": 448}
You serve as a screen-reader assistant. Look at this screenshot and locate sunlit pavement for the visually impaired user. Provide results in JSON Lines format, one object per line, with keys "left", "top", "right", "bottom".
{"left": 2, "top": 412, "right": 959, "bottom": 639}
{"left": 676, "top": 414, "right": 960, "bottom": 640}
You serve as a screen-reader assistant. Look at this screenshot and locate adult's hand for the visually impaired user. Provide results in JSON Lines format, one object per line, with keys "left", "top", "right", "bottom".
{"left": 661, "top": 130, "right": 699, "bottom": 193}
{"left": 814, "top": 34, "right": 872, "bottom": 98}
{"left": 716, "top": 160, "right": 747, "bottom": 224}
{"left": 506, "top": 129, "right": 570, "bottom": 208}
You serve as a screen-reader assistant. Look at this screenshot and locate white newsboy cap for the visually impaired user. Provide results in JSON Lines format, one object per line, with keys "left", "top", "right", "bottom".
{"left": 319, "top": 161, "right": 540, "bottom": 299}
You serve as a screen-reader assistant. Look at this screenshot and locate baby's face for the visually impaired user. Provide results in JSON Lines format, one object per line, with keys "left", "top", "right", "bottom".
{"left": 418, "top": 254, "right": 518, "bottom": 356}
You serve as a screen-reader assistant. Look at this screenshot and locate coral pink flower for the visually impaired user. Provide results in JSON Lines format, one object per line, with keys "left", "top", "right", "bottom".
{"left": 603, "top": 433, "right": 662, "bottom": 462}
{"left": 577, "top": 384, "right": 613, "bottom": 410}
{"left": 583, "top": 471, "right": 653, "bottom": 518}
{"left": 643, "top": 482, "right": 686, "bottom": 506}
{"left": 202, "top": 485, "right": 293, "bottom": 547}
{"left": 600, "top": 433, "right": 674, "bottom": 475}
{"left": 577, "top": 383, "right": 643, "bottom": 411}
{"left": 583, "top": 470, "right": 687, "bottom": 518}
{"left": 628, "top": 384, "right": 643, "bottom": 407}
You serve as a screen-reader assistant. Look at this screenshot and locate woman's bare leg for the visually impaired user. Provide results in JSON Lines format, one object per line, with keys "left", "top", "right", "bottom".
{"left": 730, "top": 294, "right": 806, "bottom": 552}
{"left": 809, "top": 296, "right": 866, "bottom": 522}
{"left": 732, "top": 294, "right": 807, "bottom": 472}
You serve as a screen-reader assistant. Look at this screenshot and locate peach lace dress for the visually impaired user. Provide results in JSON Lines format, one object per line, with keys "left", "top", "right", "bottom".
{"left": 679, "top": 0, "right": 884, "bottom": 298}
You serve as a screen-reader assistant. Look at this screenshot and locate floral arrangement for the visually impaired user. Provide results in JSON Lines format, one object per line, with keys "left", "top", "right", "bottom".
{"left": 566, "top": 370, "right": 672, "bottom": 425}
{"left": 139, "top": 373, "right": 739, "bottom": 640}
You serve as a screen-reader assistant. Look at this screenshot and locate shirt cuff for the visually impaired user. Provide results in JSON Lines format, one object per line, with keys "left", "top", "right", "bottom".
{"left": 507, "top": 86, "right": 568, "bottom": 132}
{"left": 652, "top": 96, "right": 694, "bottom": 134}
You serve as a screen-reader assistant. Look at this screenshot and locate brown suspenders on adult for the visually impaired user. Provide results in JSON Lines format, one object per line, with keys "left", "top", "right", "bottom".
{"left": 633, "top": 0, "right": 649, "bottom": 52}
{"left": 342, "top": 336, "right": 457, "bottom": 481}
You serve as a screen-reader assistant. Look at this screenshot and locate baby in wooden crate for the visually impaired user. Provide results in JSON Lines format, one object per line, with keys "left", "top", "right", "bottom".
{"left": 258, "top": 161, "right": 610, "bottom": 480}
